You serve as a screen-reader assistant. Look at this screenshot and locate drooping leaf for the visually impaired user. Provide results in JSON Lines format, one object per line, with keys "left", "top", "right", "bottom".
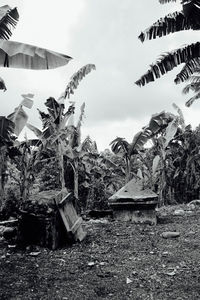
{"left": 159, "top": 0, "right": 177, "bottom": 3}
{"left": 138, "top": 11, "right": 194, "bottom": 42}
{"left": 21, "top": 93, "right": 34, "bottom": 109}
{"left": 0, "top": 6, "right": 19, "bottom": 40}
{"left": 61, "top": 64, "right": 96, "bottom": 100}
{"left": 129, "top": 127, "right": 152, "bottom": 155}
{"left": 152, "top": 155, "right": 160, "bottom": 175}
{"left": 185, "top": 91, "right": 200, "bottom": 106}
{"left": 61, "top": 104, "right": 75, "bottom": 129}
{"left": 37, "top": 109, "right": 51, "bottom": 130}
{"left": 174, "top": 58, "right": 200, "bottom": 83}
{"left": 26, "top": 123, "right": 42, "bottom": 139}
{"left": 182, "top": 0, "right": 200, "bottom": 27}
{"left": 163, "top": 118, "right": 179, "bottom": 148}
{"left": 0, "top": 76, "right": 6, "bottom": 91}
{"left": 110, "top": 137, "right": 130, "bottom": 156}
{"left": 172, "top": 103, "right": 185, "bottom": 129}
{"left": 77, "top": 102, "right": 85, "bottom": 130}
{"left": 148, "top": 111, "right": 175, "bottom": 134}
{"left": 75, "top": 102, "right": 85, "bottom": 146}
{"left": 7, "top": 105, "right": 28, "bottom": 136}
{"left": 0, "top": 116, "right": 14, "bottom": 145}
{"left": 135, "top": 42, "right": 200, "bottom": 86}
{"left": 45, "top": 97, "right": 61, "bottom": 120}
{"left": 19, "top": 139, "right": 41, "bottom": 147}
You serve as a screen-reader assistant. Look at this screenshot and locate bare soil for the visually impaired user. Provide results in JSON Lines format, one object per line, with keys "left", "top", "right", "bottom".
{"left": 0, "top": 205, "right": 200, "bottom": 300}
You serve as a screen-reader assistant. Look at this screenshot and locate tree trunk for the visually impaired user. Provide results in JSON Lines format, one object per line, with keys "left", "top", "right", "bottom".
{"left": 0, "top": 148, "right": 6, "bottom": 209}
{"left": 73, "top": 159, "right": 79, "bottom": 211}
{"left": 57, "top": 140, "right": 66, "bottom": 191}
{"left": 125, "top": 157, "right": 131, "bottom": 184}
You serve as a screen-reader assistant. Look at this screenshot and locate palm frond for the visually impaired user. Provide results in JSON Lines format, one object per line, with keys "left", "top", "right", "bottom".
{"left": 186, "top": 74, "right": 200, "bottom": 83}
{"left": 182, "top": 0, "right": 200, "bottom": 26}
{"left": 185, "top": 91, "right": 200, "bottom": 106}
{"left": 138, "top": 11, "right": 193, "bottom": 42}
{"left": 159, "top": 0, "right": 177, "bottom": 3}
{"left": 62, "top": 64, "right": 96, "bottom": 100}
{"left": 175, "top": 58, "right": 200, "bottom": 83}
{"left": 182, "top": 83, "right": 195, "bottom": 94}
{"left": 0, "top": 6, "right": 19, "bottom": 40}
{"left": 135, "top": 42, "right": 200, "bottom": 86}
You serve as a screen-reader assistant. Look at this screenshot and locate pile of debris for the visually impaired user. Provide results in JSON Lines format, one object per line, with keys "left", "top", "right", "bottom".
{"left": 18, "top": 190, "right": 86, "bottom": 250}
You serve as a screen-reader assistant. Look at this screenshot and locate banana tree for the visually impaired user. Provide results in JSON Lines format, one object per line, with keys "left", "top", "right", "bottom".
{"left": 0, "top": 116, "right": 15, "bottom": 207}
{"left": 27, "top": 97, "right": 75, "bottom": 191}
{"left": 110, "top": 137, "right": 131, "bottom": 183}
{"left": 27, "top": 65, "right": 96, "bottom": 197}
{"left": 0, "top": 94, "right": 35, "bottom": 205}
{"left": 9, "top": 138, "right": 41, "bottom": 202}
{"left": 110, "top": 111, "right": 175, "bottom": 186}
{"left": 64, "top": 103, "right": 86, "bottom": 202}
{"left": 135, "top": 0, "right": 200, "bottom": 86}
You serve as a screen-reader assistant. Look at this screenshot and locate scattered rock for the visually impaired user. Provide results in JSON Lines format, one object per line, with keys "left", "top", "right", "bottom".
{"left": 87, "top": 261, "right": 95, "bottom": 267}
{"left": 87, "top": 219, "right": 109, "bottom": 224}
{"left": 29, "top": 251, "right": 41, "bottom": 257}
{"left": 166, "top": 270, "right": 176, "bottom": 276}
{"left": 162, "top": 251, "right": 169, "bottom": 256}
{"left": 173, "top": 209, "right": 184, "bottom": 216}
{"left": 188, "top": 200, "right": 200, "bottom": 207}
{"left": 8, "top": 245, "right": 16, "bottom": 249}
{"left": 161, "top": 232, "right": 180, "bottom": 238}
{"left": 132, "top": 271, "right": 138, "bottom": 275}
{"left": 185, "top": 210, "right": 193, "bottom": 214}
{"left": 126, "top": 277, "right": 133, "bottom": 284}
{"left": 189, "top": 204, "right": 196, "bottom": 210}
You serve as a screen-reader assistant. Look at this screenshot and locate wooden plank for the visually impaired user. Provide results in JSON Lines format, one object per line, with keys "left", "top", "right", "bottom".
{"left": 0, "top": 219, "right": 18, "bottom": 226}
{"left": 58, "top": 193, "right": 73, "bottom": 208}
{"left": 110, "top": 201, "right": 158, "bottom": 206}
{"left": 57, "top": 207, "right": 70, "bottom": 232}
{"left": 70, "top": 217, "right": 82, "bottom": 234}
{"left": 55, "top": 191, "right": 86, "bottom": 242}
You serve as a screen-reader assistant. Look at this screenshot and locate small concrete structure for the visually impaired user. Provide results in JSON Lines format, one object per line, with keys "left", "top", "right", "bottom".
{"left": 109, "top": 179, "right": 158, "bottom": 225}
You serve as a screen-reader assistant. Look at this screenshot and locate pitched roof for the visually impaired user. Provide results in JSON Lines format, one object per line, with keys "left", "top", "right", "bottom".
{"left": 109, "top": 178, "right": 158, "bottom": 202}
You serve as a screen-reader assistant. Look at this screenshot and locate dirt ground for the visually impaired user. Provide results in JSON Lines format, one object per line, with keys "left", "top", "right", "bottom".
{"left": 0, "top": 205, "right": 200, "bottom": 300}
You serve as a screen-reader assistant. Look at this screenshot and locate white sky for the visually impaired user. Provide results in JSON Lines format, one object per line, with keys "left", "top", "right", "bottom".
{"left": 1, "top": 1, "right": 200, "bottom": 150}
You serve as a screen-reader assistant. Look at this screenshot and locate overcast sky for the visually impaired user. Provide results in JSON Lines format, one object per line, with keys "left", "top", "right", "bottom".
{"left": 1, "top": 1, "right": 200, "bottom": 150}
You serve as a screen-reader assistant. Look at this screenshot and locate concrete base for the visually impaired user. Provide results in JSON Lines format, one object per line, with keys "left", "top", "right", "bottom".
{"left": 113, "top": 209, "right": 157, "bottom": 225}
